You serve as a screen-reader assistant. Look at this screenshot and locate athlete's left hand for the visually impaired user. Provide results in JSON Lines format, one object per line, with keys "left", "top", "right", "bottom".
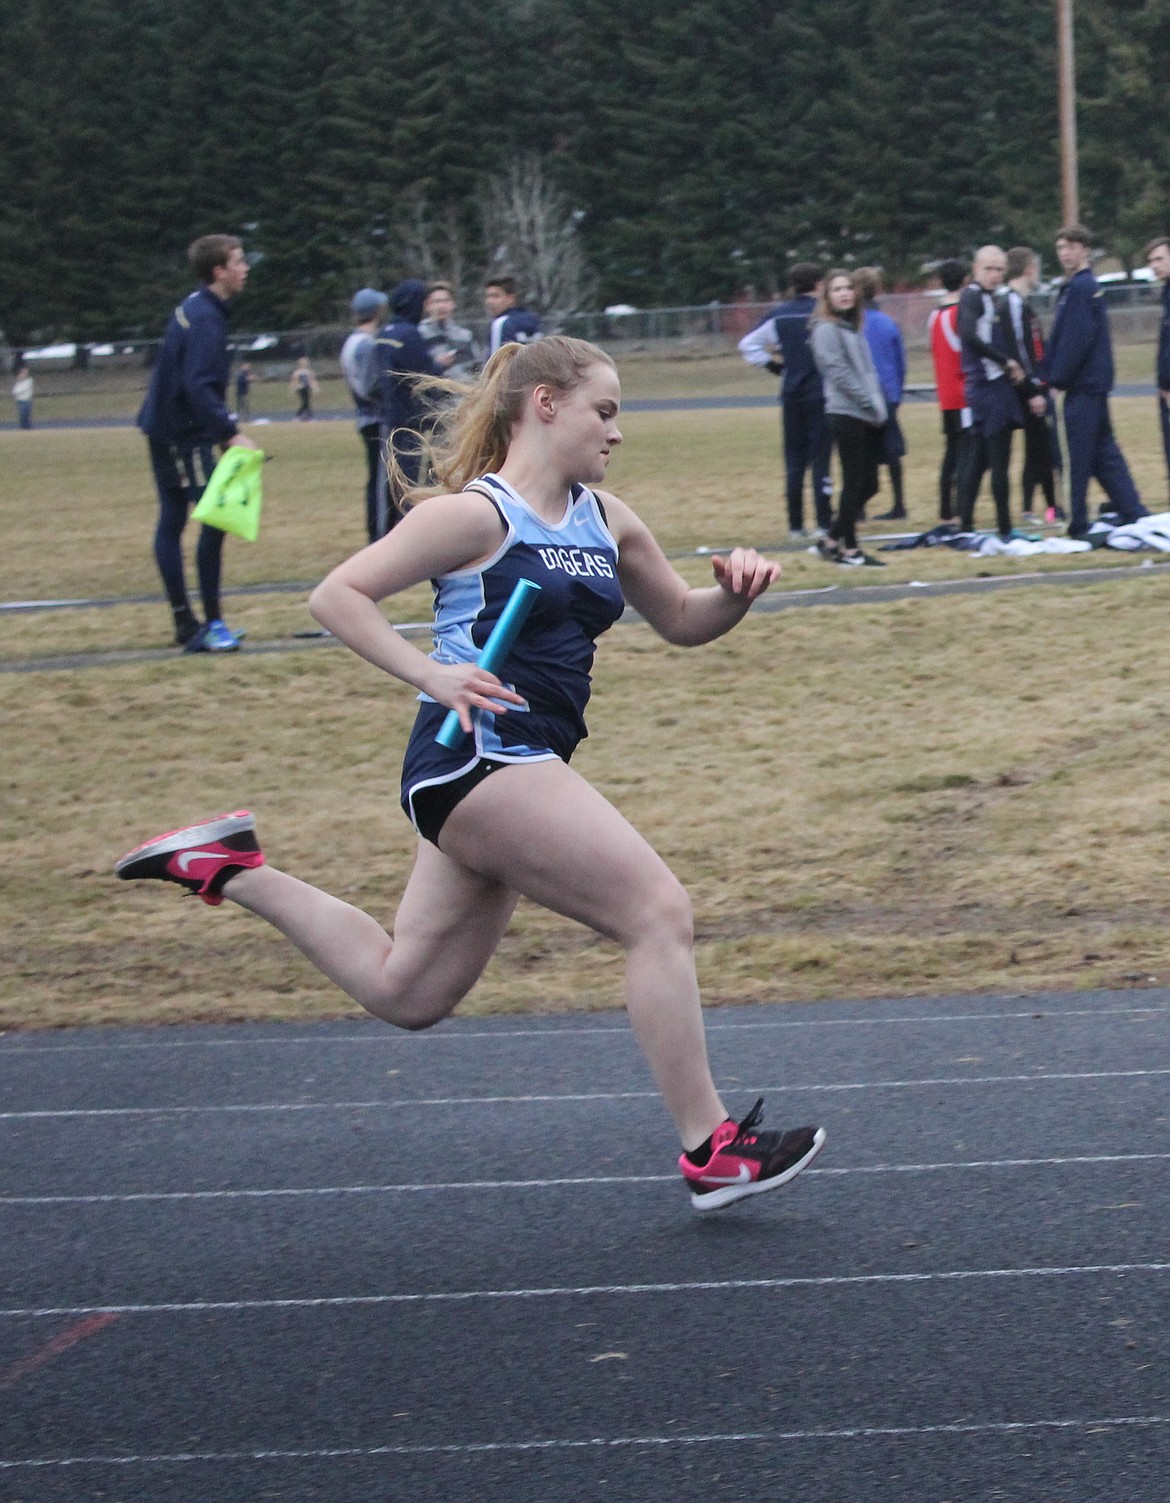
{"left": 710, "top": 548, "right": 781, "bottom": 600}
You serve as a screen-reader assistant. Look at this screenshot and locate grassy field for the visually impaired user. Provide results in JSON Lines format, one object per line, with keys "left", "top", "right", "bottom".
{"left": 4, "top": 372, "right": 1170, "bottom": 1030}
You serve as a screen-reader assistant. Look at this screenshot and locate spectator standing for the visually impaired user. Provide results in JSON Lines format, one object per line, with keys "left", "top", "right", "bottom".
{"left": 853, "top": 268, "right": 908, "bottom": 521}
{"left": 137, "top": 233, "right": 257, "bottom": 651}
{"left": 419, "top": 282, "right": 480, "bottom": 381}
{"left": 955, "top": 245, "right": 1024, "bottom": 539}
{"left": 927, "top": 259, "right": 967, "bottom": 522}
{"left": 737, "top": 263, "right": 832, "bottom": 536}
{"left": 1144, "top": 235, "right": 1170, "bottom": 500}
{"left": 1046, "top": 224, "right": 1146, "bottom": 537}
{"left": 290, "top": 356, "right": 318, "bottom": 420}
{"left": 484, "top": 276, "right": 542, "bottom": 355}
{"left": 1003, "top": 247, "right": 1061, "bottom": 523}
{"left": 234, "top": 361, "right": 252, "bottom": 420}
{"left": 340, "top": 287, "right": 389, "bottom": 543}
{"left": 374, "top": 279, "right": 443, "bottom": 529}
{"left": 809, "top": 270, "right": 888, "bottom": 566}
{"left": 12, "top": 364, "right": 33, "bottom": 428}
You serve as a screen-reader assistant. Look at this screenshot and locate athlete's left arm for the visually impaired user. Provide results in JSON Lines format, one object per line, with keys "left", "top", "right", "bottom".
{"left": 602, "top": 493, "right": 779, "bottom": 647}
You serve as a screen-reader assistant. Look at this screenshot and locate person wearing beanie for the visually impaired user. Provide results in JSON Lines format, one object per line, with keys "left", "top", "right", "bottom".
{"left": 341, "top": 288, "right": 389, "bottom": 542}
{"left": 373, "top": 280, "right": 442, "bottom": 533}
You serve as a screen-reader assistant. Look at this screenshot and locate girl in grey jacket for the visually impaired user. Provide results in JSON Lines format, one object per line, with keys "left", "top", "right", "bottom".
{"left": 810, "top": 272, "right": 887, "bottom": 564}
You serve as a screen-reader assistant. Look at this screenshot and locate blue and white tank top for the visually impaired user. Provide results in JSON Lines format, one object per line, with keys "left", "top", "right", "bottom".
{"left": 424, "top": 472, "right": 624, "bottom": 749}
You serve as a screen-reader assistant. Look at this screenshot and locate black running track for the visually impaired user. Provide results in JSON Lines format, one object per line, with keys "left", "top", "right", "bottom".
{"left": 1, "top": 990, "right": 1167, "bottom": 1501}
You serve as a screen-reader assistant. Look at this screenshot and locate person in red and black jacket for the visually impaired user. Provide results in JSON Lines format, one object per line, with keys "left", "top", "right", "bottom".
{"left": 1004, "top": 247, "right": 1063, "bottom": 522}
{"left": 927, "top": 258, "right": 967, "bottom": 521}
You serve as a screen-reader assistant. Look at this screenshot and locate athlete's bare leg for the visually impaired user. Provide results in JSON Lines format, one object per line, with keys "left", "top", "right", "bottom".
{"left": 437, "top": 760, "right": 728, "bottom": 1150}
{"left": 224, "top": 842, "right": 518, "bottom": 1031}
{"left": 225, "top": 758, "right": 728, "bottom": 1150}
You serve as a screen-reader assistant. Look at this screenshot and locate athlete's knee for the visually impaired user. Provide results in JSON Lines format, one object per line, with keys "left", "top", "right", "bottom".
{"left": 361, "top": 969, "right": 469, "bottom": 1032}
{"left": 627, "top": 870, "right": 694, "bottom": 950}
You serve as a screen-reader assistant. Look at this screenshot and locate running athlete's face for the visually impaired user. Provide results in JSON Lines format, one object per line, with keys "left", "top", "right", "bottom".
{"left": 550, "top": 363, "right": 624, "bottom": 483}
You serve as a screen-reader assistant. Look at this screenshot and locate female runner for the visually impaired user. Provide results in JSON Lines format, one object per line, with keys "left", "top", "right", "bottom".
{"left": 116, "top": 335, "right": 825, "bottom": 1212}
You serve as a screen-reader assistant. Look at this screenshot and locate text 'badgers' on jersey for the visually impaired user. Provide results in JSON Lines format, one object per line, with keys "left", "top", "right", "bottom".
{"left": 426, "top": 470, "right": 624, "bottom": 760}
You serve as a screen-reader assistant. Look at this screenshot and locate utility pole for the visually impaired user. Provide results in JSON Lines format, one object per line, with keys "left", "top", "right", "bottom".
{"left": 1057, "top": 0, "right": 1080, "bottom": 225}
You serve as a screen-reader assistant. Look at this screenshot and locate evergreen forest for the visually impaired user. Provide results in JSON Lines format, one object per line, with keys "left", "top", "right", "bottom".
{"left": 2, "top": 0, "right": 1169, "bottom": 341}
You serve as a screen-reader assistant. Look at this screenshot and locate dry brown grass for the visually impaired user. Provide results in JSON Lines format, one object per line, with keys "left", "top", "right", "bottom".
{"left": 5, "top": 379, "right": 1170, "bottom": 1030}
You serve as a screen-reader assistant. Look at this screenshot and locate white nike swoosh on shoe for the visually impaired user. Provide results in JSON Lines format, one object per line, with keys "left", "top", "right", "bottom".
{"left": 702, "top": 1165, "right": 752, "bottom": 1186}
{"left": 175, "top": 849, "right": 230, "bottom": 873}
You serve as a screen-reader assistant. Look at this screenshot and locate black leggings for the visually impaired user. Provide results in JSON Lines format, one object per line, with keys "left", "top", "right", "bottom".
{"left": 939, "top": 409, "right": 964, "bottom": 520}
{"left": 148, "top": 440, "right": 224, "bottom": 625}
{"left": 1021, "top": 410, "right": 1058, "bottom": 513}
{"left": 828, "top": 415, "right": 880, "bottom": 550}
{"left": 957, "top": 427, "right": 1013, "bottom": 536}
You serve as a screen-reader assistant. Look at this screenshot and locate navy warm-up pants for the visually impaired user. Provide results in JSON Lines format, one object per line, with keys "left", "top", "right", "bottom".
{"left": 148, "top": 440, "right": 224, "bottom": 625}
{"left": 1062, "top": 391, "right": 1145, "bottom": 534}
{"left": 1159, "top": 396, "right": 1170, "bottom": 500}
{"left": 781, "top": 395, "right": 832, "bottom": 532}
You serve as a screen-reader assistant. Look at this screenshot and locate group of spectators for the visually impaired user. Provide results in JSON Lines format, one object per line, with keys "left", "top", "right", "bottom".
{"left": 740, "top": 226, "right": 1170, "bottom": 563}
{"left": 125, "top": 224, "right": 1170, "bottom": 649}
{"left": 338, "top": 275, "right": 542, "bottom": 544}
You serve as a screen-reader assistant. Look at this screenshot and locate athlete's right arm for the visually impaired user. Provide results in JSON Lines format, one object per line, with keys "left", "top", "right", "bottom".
{"left": 308, "top": 495, "right": 525, "bottom": 724}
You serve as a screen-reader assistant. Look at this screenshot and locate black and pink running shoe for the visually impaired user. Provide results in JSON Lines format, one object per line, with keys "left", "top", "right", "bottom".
{"left": 679, "top": 1098, "right": 825, "bottom": 1212}
{"left": 115, "top": 811, "right": 265, "bottom": 907}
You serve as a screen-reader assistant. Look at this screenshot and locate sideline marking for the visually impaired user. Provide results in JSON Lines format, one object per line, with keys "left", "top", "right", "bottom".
{"left": 4, "top": 1261, "right": 1170, "bottom": 1320}
{"left": 1, "top": 1004, "right": 1165, "bottom": 1054}
{"left": 2, "top": 1066, "right": 1168, "bottom": 1121}
{"left": 2, "top": 1152, "right": 1167, "bottom": 1206}
{"left": 0, "top": 1313, "right": 119, "bottom": 1388}
{"left": 2, "top": 1413, "right": 1168, "bottom": 1469}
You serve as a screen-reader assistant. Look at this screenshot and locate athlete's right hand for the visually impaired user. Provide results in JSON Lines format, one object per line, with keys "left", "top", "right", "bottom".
{"left": 424, "top": 661, "right": 527, "bottom": 734}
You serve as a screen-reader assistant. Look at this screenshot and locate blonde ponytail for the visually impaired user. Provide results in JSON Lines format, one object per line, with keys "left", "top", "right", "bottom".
{"left": 388, "top": 335, "right": 616, "bottom": 507}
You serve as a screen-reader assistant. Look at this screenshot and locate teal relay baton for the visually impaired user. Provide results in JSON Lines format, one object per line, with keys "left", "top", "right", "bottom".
{"left": 435, "top": 578, "right": 542, "bottom": 750}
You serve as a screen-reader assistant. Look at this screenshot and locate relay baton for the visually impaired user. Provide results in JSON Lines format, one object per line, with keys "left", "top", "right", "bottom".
{"left": 435, "top": 578, "right": 542, "bottom": 750}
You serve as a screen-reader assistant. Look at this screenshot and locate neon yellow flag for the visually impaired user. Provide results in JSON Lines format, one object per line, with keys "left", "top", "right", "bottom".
{"left": 191, "top": 448, "right": 265, "bottom": 541}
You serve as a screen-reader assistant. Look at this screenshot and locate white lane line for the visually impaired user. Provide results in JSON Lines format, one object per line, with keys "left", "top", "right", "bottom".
{"left": 2, "top": 1414, "right": 1167, "bottom": 1469}
{"left": 1, "top": 1004, "right": 1165, "bottom": 1053}
{"left": 2, "top": 1066, "right": 1167, "bottom": 1121}
{"left": 2, "top": 1152, "right": 1167, "bottom": 1206}
{"left": 3, "top": 1261, "right": 1170, "bottom": 1320}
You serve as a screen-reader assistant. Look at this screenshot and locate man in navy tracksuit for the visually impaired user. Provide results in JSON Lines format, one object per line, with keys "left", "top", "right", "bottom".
{"left": 1145, "top": 234, "right": 1170, "bottom": 499}
{"left": 737, "top": 263, "right": 831, "bottom": 534}
{"left": 138, "top": 234, "right": 257, "bottom": 651}
{"left": 373, "top": 279, "right": 442, "bottom": 531}
{"left": 1045, "top": 225, "right": 1146, "bottom": 537}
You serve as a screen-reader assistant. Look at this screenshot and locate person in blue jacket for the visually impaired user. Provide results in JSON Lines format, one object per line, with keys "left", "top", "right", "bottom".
{"left": 1145, "top": 235, "right": 1170, "bottom": 500}
{"left": 1045, "top": 225, "right": 1146, "bottom": 537}
{"left": 484, "top": 277, "right": 543, "bottom": 355}
{"left": 854, "top": 268, "right": 908, "bottom": 520}
{"left": 138, "top": 234, "right": 258, "bottom": 651}
{"left": 374, "top": 280, "right": 443, "bottom": 530}
{"left": 737, "top": 263, "right": 831, "bottom": 535}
